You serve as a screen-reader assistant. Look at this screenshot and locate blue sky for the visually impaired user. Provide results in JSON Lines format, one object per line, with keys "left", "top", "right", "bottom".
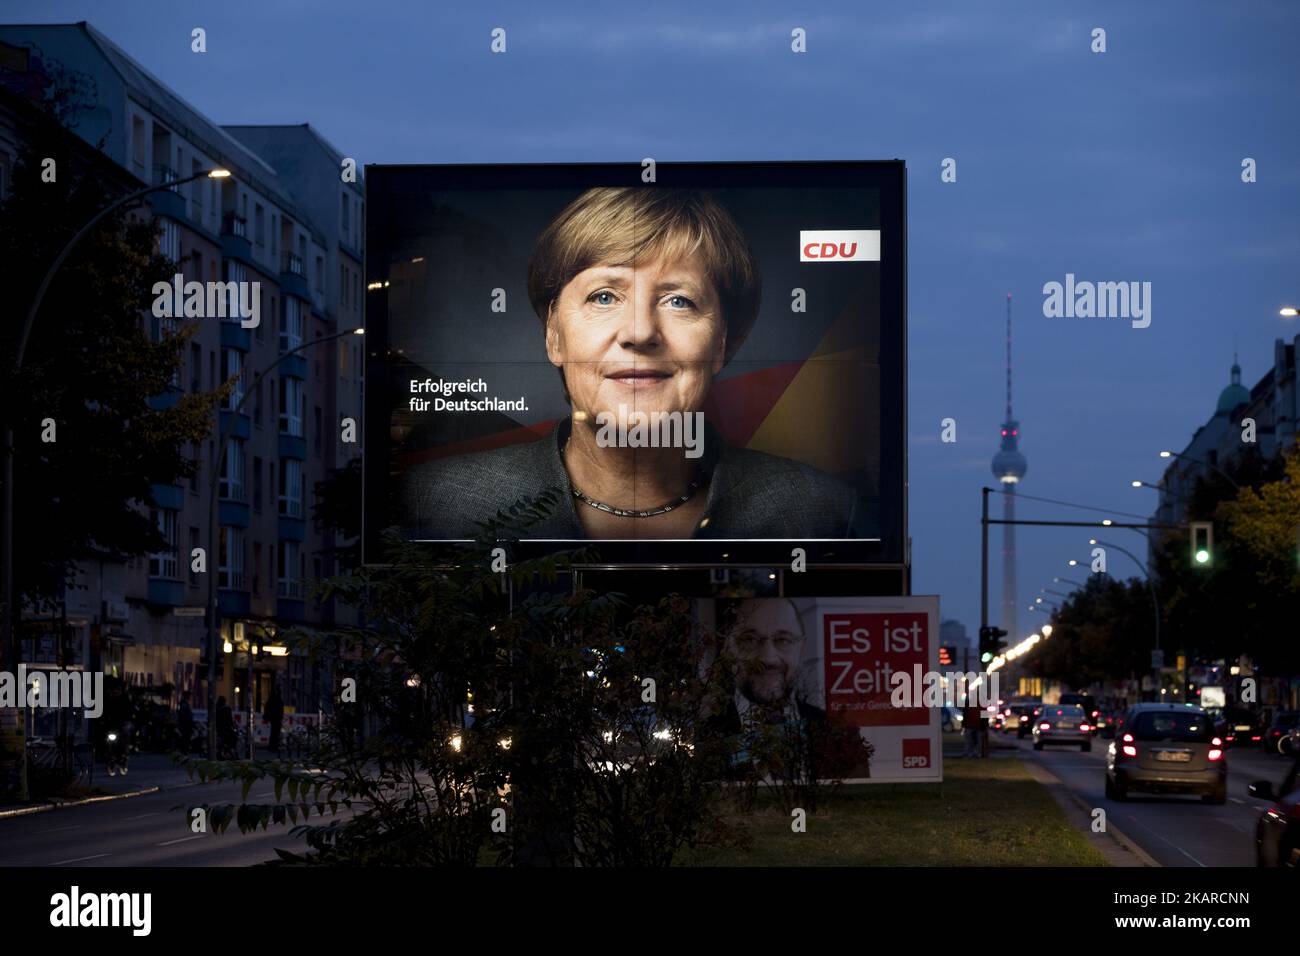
{"left": 4, "top": 0, "right": 1298, "bottom": 639}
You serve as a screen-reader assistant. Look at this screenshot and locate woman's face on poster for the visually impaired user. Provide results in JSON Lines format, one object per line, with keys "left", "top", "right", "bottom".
{"left": 544, "top": 254, "right": 727, "bottom": 422}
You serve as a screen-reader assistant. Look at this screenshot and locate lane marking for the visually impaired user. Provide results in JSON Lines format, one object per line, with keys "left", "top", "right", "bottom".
{"left": 1229, "top": 797, "right": 1245, "bottom": 804}
{"left": 124, "top": 811, "right": 160, "bottom": 820}
{"left": 36, "top": 824, "right": 81, "bottom": 834}
{"left": 49, "top": 853, "right": 110, "bottom": 866}
{"left": 157, "top": 835, "right": 204, "bottom": 847}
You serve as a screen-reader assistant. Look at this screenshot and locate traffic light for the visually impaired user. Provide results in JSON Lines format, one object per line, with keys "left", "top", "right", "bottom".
{"left": 939, "top": 646, "right": 956, "bottom": 667}
{"left": 978, "top": 626, "right": 1008, "bottom": 664}
{"left": 1190, "top": 521, "right": 1213, "bottom": 567}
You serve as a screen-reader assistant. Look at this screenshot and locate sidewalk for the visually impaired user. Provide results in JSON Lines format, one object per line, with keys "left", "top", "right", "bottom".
{"left": 0, "top": 749, "right": 269, "bottom": 818}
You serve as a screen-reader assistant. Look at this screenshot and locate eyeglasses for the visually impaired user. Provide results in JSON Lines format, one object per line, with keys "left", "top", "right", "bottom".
{"left": 732, "top": 631, "right": 803, "bottom": 653}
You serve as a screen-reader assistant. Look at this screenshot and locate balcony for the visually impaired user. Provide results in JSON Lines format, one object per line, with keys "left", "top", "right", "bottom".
{"left": 280, "top": 252, "right": 310, "bottom": 302}
{"left": 148, "top": 164, "right": 187, "bottom": 220}
{"left": 221, "top": 213, "right": 253, "bottom": 265}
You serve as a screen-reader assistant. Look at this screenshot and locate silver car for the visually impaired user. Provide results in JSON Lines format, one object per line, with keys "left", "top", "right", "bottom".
{"left": 1105, "top": 704, "right": 1227, "bottom": 804}
{"left": 1032, "top": 704, "right": 1092, "bottom": 752}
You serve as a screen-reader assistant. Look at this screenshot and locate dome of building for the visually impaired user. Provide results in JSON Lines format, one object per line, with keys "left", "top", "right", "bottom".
{"left": 1216, "top": 359, "right": 1249, "bottom": 414}
{"left": 992, "top": 448, "right": 1027, "bottom": 483}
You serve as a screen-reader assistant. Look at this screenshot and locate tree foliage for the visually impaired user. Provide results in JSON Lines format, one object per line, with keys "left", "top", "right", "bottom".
{"left": 0, "top": 130, "right": 219, "bottom": 609}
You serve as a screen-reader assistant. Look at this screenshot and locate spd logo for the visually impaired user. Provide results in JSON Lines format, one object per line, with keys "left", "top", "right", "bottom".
{"left": 901, "top": 737, "right": 931, "bottom": 769}
{"left": 799, "top": 229, "right": 881, "bottom": 262}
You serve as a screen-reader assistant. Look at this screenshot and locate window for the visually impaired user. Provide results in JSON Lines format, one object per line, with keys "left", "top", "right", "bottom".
{"left": 281, "top": 297, "right": 304, "bottom": 352}
{"left": 313, "top": 406, "right": 322, "bottom": 456}
{"left": 278, "top": 540, "right": 303, "bottom": 599}
{"left": 188, "top": 527, "right": 200, "bottom": 586}
{"left": 224, "top": 261, "right": 249, "bottom": 319}
{"left": 189, "top": 443, "right": 200, "bottom": 493}
{"left": 255, "top": 203, "right": 265, "bottom": 249}
{"left": 315, "top": 256, "right": 324, "bottom": 292}
{"left": 159, "top": 218, "right": 180, "bottom": 262}
{"left": 131, "top": 115, "right": 146, "bottom": 173}
{"left": 252, "top": 542, "right": 262, "bottom": 595}
{"left": 253, "top": 379, "right": 262, "bottom": 427}
{"left": 253, "top": 456, "right": 263, "bottom": 511}
{"left": 148, "top": 509, "right": 178, "bottom": 579}
{"left": 221, "top": 348, "right": 243, "bottom": 410}
{"left": 219, "top": 527, "right": 245, "bottom": 590}
{"left": 190, "top": 159, "right": 204, "bottom": 218}
{"left": 220, "top": 438, "right": 245, "bottom": 501}
{"left": 279, "top": 378, "right": 303, "bottom": 436}
{"left": 271, "top": 214, "right": 278, "bottom": 258}
{"left": 190, "top": 344, "right": 202, "bottom": 393}
{"left": 341, "top": 192, "right": 349, "bottom": 234}
{"left": 255, "top": 291, "right": 267, "bottom": 342}
{"left": 279, "top": 459, "right": 303, "bottom": 517}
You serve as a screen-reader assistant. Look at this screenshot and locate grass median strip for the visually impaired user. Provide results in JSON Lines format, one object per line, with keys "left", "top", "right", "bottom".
{"left": 683, "top": 757, "right": 1111, "bottom": 866}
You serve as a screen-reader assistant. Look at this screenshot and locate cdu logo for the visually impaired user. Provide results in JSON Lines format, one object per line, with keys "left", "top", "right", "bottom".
{"left": 799, "top": 229, "right": 881, "bottom": 262}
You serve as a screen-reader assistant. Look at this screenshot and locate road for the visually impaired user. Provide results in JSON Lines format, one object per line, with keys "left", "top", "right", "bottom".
{"left": 0, "top": 778, "right": 340, "bottom": 867}
{"left": 1008, "top": 732, "right": 1293, "bottom": 867}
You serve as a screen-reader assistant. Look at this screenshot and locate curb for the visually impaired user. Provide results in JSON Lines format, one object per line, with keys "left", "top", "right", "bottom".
{"left": 0, "top": 778, "right": 202, "bottom": 819}
{"left": 1021, "top": 759, "right": 1161, "bottom": 867}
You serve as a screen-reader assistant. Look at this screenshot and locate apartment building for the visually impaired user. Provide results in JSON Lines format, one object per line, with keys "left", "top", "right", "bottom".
{"left": 0, "top": 22, "right": 363, "bottom": 728}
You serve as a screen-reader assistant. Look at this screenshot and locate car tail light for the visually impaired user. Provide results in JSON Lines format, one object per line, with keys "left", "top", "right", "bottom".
{"left": 1122, "top": 745, "right": 1137, "bottom": 757}
{"left": 1212, "top": 737, "right": 1222, "bottom": 746}
{"left": 1121, "top": 733, "right": 1134, "bottom": 743}
{"left": 1080, "top": 724, "right": 1091, "bottom": 732}
{"left": 1091, "top": 710, "right": 1099, "bottom": 718}
{"left": 1251, "top": 735, "right": 1261, "bottom": 741}
{"left": 1040, "top": 722, "right": 1051, "bottom": 730}
{"left": 1208, "top": 748, "right": 1223, "bottom": 761}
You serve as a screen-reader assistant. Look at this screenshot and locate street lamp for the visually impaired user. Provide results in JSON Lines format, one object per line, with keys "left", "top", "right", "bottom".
{"left": 2, "top": 166, "right": 229, "bottom": 798}
{"left": 1281, "top": 306, "right": 1297, "bottom": 318}
{"left": 1040, "top": 624, "right": 1053, "bottom": 638}
{"left": 1089, "top": 535, "right": 1167, "bottom": 699}
{"left": 1158, "top": 450, "right": 1239, "bottom": 491}
{"left": 205, "top": 326, "right": 362, "bottom": 758}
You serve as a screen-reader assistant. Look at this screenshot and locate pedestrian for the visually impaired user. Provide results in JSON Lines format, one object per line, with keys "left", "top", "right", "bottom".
{"left": 216, "top": 695, "right": 236, "bottom": 758}
{"left": 177, "top": 691, "right": 194, "bottom": 753}
{"left": 962, "top": 701, "right": 983, "bottom": 757}
{"left": 265, "top": 682, "right": 284, "bottom": 756}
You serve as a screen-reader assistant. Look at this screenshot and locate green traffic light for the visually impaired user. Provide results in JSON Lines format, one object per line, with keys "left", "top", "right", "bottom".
{"left": 1195, "top": 549, "right": 1210, "bottom": 564}
{"left": 980, "top": 651, "right": 993, "bottom": 663}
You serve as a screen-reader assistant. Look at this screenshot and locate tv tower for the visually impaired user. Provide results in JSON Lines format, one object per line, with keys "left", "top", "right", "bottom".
{"left": 991, "top": 294, "right": 1027, "bottom": 644}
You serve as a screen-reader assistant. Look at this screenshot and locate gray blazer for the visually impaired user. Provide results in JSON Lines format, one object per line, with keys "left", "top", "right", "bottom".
{"left": 401, "top": 421, "right": 868, "bottom": 540}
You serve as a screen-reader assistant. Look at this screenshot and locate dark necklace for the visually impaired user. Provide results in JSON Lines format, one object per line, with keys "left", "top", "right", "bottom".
{"left": 564, "top": 436, "right": 705, "bottom": 518}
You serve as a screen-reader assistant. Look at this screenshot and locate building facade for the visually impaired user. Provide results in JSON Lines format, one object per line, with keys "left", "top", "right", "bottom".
{"left": 1154, "top": 341, "right": 1299, "bottom": 528}
{"left": 0, "top": 22, "right": 362, "bottom": 732}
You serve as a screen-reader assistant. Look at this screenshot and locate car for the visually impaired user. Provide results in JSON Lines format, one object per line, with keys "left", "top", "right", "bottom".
{"left": 1248, "top": 756, "right": 1300, "bottom": 867}
{"left": 941, "top": 706, "right": 963, "bottom": 732}
{"left": 1263, "top": 711, "right": 1300, "bottom": 755}
{"left": 1059, "top": 693, "right": 1102, "bottom": 734}
{"left": 1003, "top": 703, "right": 1038, "bottom": 739}
{"left": 1032, "top": 704, "right": 1092, "bottom": 752}
{"left": 1105, "top": 704, "right": 1227, "bottom": 804}
{"left": 1220, "top": 706, "right": 1266, "bottom": 748}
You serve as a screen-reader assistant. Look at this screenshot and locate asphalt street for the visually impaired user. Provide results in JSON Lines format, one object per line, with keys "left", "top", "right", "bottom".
{"left": 1007, "top": 732, "right": 1294, "bottom": 867}
{"left": 0, "top": 778, "right": 338, "bottom": 867}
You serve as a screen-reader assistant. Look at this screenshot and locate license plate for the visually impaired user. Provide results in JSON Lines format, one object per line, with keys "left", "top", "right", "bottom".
{"left": 1058, "top": 722, "right": 1075, "bottom": 729}
{"left": 1155, "top": 751, "right": 1191, "bottom": 762}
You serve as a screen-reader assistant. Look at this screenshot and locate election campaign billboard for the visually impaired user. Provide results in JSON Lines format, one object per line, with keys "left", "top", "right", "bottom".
{"left": 363, "top": 161, "right": 906, "bottom": 566}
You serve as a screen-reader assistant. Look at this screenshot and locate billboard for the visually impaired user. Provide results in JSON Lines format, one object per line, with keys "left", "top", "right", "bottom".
{"left": 698, "top": 595, "right": 941, "bottom": 783}
{"left": 364, "top": 162, "right": 906, "bottom": 565}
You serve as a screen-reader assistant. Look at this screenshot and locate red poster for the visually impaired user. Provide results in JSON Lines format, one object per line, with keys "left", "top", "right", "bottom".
{"left": 823, "top": 612, "right": 929, "bottom": 727}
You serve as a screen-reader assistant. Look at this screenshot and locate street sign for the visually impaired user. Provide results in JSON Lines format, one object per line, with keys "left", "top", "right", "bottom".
{"left": 173, "top": 607, "right": 205, "bottom": 617}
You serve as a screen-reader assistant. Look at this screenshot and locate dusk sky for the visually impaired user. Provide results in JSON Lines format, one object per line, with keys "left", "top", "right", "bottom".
{"left": 5, "top": 0, "right": 1298, "bottom": 639}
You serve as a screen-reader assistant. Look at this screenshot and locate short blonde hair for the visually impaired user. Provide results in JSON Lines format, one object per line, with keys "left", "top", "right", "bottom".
{"left": 527, "top": 187, "right": 762, "bottom": 364}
